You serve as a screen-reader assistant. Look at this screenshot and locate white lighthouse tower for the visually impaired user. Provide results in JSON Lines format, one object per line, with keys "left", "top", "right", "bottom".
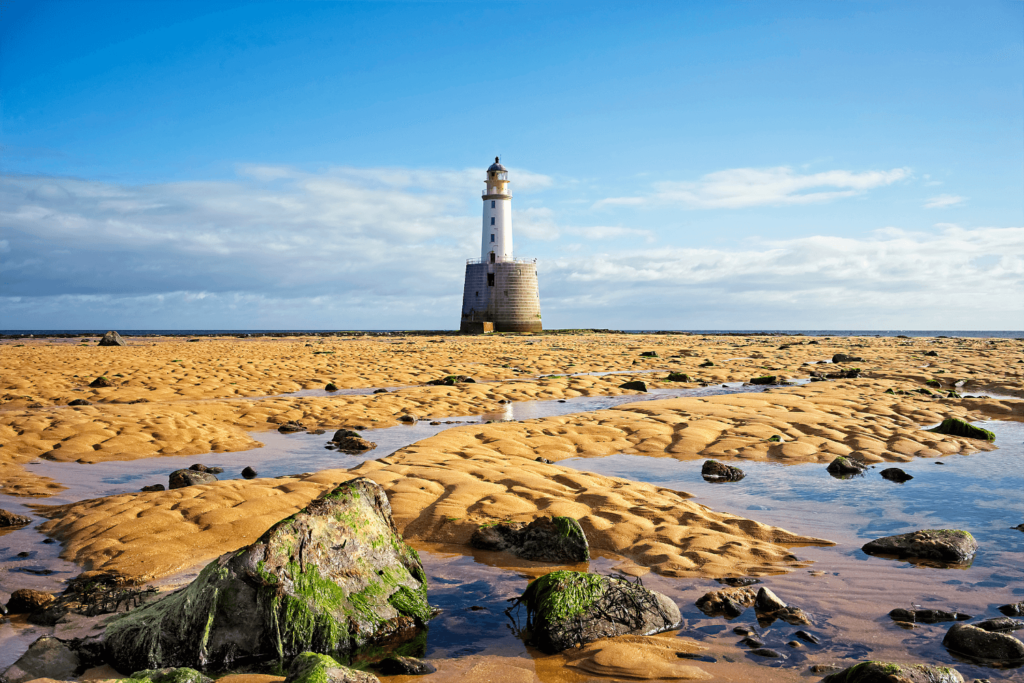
{"left": 460, "top": 157, "right": 542, "bottom": 333}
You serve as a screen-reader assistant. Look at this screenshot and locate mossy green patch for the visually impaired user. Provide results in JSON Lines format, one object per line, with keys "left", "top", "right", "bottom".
{"left": 927, "top": 417, "right": 995, "bottom": 442}
{"left": 522, "top": 571, "right": 605, "bottom": 624}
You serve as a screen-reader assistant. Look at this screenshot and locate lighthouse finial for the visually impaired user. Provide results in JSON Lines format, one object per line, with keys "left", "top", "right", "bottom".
{"left": 495, "top": 156, "right": 499, "bottom": 163}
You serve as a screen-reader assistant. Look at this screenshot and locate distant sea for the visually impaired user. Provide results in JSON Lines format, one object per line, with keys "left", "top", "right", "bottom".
{"left": 2, "top": 329, "right": 1022, "bottom": 339}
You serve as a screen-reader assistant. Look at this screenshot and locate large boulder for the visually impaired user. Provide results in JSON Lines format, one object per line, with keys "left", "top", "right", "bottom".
{"left": 284, "top": 652, "right": 379, "bottom": 683}
{"left": 513, "top": 571, "right": 680, "bottom": 653}
{"left": 103, "top": 477, "right": 433, "bottom": 672}
{"left": 927, "top": 418, "right": 995, "bottom": 442}
{"left": 862, "top": 530, "right": 977, "bottom": 564}
{"left": 821, "top": 661, "right": 964, "bottom": 683}
{"left": 469, "top": 517, "right": 589, "bottom": 563}
{"left": 942, "top": 622, "right": 1024, "bottom": 663}
{"left": 2, "top": 637, "right": 80, "bottom": 683}
{"left": 168, "top": 469, "right": 218, "bottom": 489}
{"left": 98, "top": 331, "right": 127, "bottom": 347}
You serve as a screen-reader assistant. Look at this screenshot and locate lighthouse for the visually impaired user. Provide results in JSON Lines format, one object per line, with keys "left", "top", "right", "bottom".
{"left": 460, "top": 157, "right": 542, "bottom": 333}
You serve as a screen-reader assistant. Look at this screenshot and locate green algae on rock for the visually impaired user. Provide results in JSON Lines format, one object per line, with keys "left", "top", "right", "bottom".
{"left": 927, "top": 417, "right": 995, "bottom": 442}
{"left": 821, "top": 661, "right": 964, "bottom": 683}
{"left": 103, "top": 478, "right": 432, "bottom": 673}
{"left": 129, "top": 667, "right": 213, "bottom": 683}
{"left": 469, "top": 516, "right": 589, "bottom": 562}
{"left": 283, "top": 652, "right": 379, "bottom": 683}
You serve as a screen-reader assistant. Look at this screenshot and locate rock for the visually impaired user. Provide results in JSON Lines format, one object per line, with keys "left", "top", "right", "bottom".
{"left": 168, "top": 469, "right": 218, "bottom": 489}
{"left": 373, "top": 388, "right": 388, "bottom": 394}
{"left": 927, "top": 418, "right": 995, "bottom": 442}
{"left": 999, "top": 602, "right": 1024, "bottom": 617}
{"left": 974, "top": 617, "right": 1024, "bottom": 633}
{"left": 639, "top": 351, "right": 658, "bottom": 357}
{"left": 141, "top": 484, "right": 165, "bottom": 492}
{"left": 880, "top": 468, "right": 913, "bottom": 482}
{"left": 377, "top": 656, "right": 436, "bottom": 675}
{"left": 888, "top": 608, "right": 971, "bottom": 624}
{"left": 1, "top": 637, "right": 80, "bottom": 683}
{"left": 399, "top": 414, "right": 417, "bottom": 423}
{"left": 695, "top": 587, "right": 758, "bottom": 618}
{"left": 98, "top": 331, "right": 127, "bottom": 347}
{"left": 811, "top": 664, "right": 842, "bottom": 674}
{"left": 754, "top": 587, "right": 810, "bottom": 626}
{"left": 129, "top": 668, "right": 213, "bottom": 683}
{"left": 749, "top": 375, "right": 777, "bottom": 385}
{"left": 1015, "top": 523, "right": 1024, "bottom": 532}
{"left": 89, "top": 376, "right": 114, "bottom": 388}
{"left": 470, "top": 517, "right": 589, "bottom": 563}
{"left": 739, "top": 636, "right": 764, "bottom": 648}
{"left": 733, "top": 626, "right": 753, "bottom": 635}
{"left": 241, "top": 466, "right": 258, "bottom": 479}
{"left": 666, "top": 372, "right": 692, "bottom": 382}
{"left": 514, "top": 570, "right": 681, "bottom": 653}
{"left": 68, "top": 398, "right": 91, "bottom": 406}
{"left": 332, "top": 429, "right": 362, "bottom": 441}
{"left": 535, "top": 457, "right": 552, "bottom": 464}
{"left": 0, "top": 509, "right": 32, "bottom": 527}
{"left": 6, "top": 589, "right": 56, "bottom": 614}
{"left": 325, "top": 383, "right": 339, "bottom": 391}
{"left": 701, "top": 460, "right": 745, "bottom": 482}
{"left": 716, "top": 577, "right": 760, "bottom": 587}
{"left": 862, "top": 529, "right": 978, "bottom": 564}
{"left": 699, "top": 360, "right": 715, "bottom": 367}
{"left": 189, "top": 464, "right": 224, "bottom": 474}
{"left": 618, "top": 380, "right": 648, "bottom": 392}
{"left": 942, "top": 622, "right": 1024, "bottom": 662}
{"left": 821, "top": 661, "right": 965, "bottom": 683}
{"left": 925, "top": 350, "right": 939, "bottom": 357}
{"left": 832, "top": 353, "right": 863, "bottom": 363}
{"left": 103, "top": 478, "right": 432, "bottom": 672}
{"left": 826, "top": 456, "right": 867, "bottom": 476}
{"left": 750, "top": 648, "right": 783, "bottom": 658}
{"left": 794, "top": 629, "right": 820, "bottom": 644}
{"left": 284, "top": 652, "right": 379, "bottom": 683}
{"left": 754, "top": 587, "right": 787, "bottom": 613}
{"left": 787, "top": 640, "right": 802, "bottom": 648}
{"left": 333, "top": 436, "right": 377, "bottom": 453}
{"left": 278, "top": 421, "right": 305, "bottom": 433}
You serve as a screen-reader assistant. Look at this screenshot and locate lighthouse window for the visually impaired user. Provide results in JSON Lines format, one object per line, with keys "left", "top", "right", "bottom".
{"left": 487, "top": 273, "right": 495, "bottom": 286}
{"left": 490, "top": 234, "right": 495, "bottom": 243}
{"left": 491, "top": 200, "right": 495, "bottom": 208}
{"left": 490, "top": 217, "right": 495, "bottom": 225}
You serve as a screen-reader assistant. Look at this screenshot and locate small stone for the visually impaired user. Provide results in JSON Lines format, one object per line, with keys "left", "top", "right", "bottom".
{"left": 786, "top": 640, "right": 802, "bottom": 648}
{"left": 702, "top": 459, "right": 745, "bottom": 482}
{"left": 998, "top": 602, "right": 1024, "bottom": 617}
{"left": 733, "top": 626, "right": 753, "bottom": 636}
{"left": 794, "top": 629, "right": 820, "bottom": 644}
{"left": 888, "top": 608, "right": 971, "bottom": 624}
{"left": 89, "top": 376, "right": 114, "bottom": 388}
{"left": 832, "top": 353, "right": 863, "bottom": 363}
{"left": 749, "top": 375, "right": 777, "bottom": 385}
{"left": 880, "top": 467, "right": 913, "bottom": 483}
{"left": 754, "top": 587, "right": 787, "bottom": 613}
{"left": 325, "top": 383, "right": 339, "bottom": 391}
{"left": 827, "top": 456, "right": 866, "bottom": 476}
{"left": 377, "top": 656, "right": 437, "bottom": 676}
{"left": 189, "top": 464, "right": 224, "bottom": 474}
{"left": 373, "top": 388, "right": 388, "bottom": 394}
{"left": 740, "top": 636, "right": 764, "bottom": 648}
{"left": 749, "top": 647, "right": 783, "bottom": 658}
{"left": 535, "top": 457, "right": 552, "bottom": 464}
{"left": 277, "top": 421, "right": 304, "bottom": 433}
{"left": 810, "top": 664, "right": 841, "bottom": 674}
{"left": 399, "top": 414, "right": 417, "bottom": 423}
{"left": 241, "top": 466, "right": 258, "bottom": 479}
{"left": 333, "top": 436, "right": 377, "bottom": 453}
{"left": 639, "top": 351, "right": 658, "bottom": 357}
{"left": 0, "top": 509, "right": 32, "bottom": 527}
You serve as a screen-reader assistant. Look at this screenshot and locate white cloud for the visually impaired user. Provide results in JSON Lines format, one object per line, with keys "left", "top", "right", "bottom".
{"left": 924, "top": 194, "right": 967, "bottom": 209}
{"left": 514, "top": 207, "right": 561, "bottom": 241}
{"left": 597, "top": 166, "right": 910, "bottom": 209}
{"left": 565, "top": 226, "right": 654, "bottom": 241}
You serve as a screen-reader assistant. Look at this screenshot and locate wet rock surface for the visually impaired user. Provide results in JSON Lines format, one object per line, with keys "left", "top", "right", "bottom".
{"left": 618, "top": 380, "right": 648, "bottom": 392}
{"left": 277, "top": 420, "right": 305, "bottom": 433}
{"left": 696, "top": 587, "right": 758, "bottom": 619}
{"left": 701, "top": 459, "right": 746, "bottom": 482}
{"left": 753, "top": 587, "right": 810, "bottom": 627}
{"left": 2, "top": 637, "right": 81, "bottom": 683}
{"left": 832, "top": 353, "right": 864, "bottom": 363}
{"left": 880, "top": 467, "right": 913, "bottom": 482}
{"left": 469, "top": 516, "right": 589, "bottom": 563}
{"left": 862, "top": 529, "right": 978, "bottom": 564}
{"left": 827, "top": 456, "right": 867, "bottom": 477}
{"left": 168, "top": 469, "right": 218, "bottom": 489}
{"left": 942, "top": 622, "right": 1024, "bottom": 663}
{"left": 821, "top": 661, "right": 964, "bottom": 682}
{"left": 129, "top": 667, "right": 214, "bottom": 683}
{"left": 241, "top": 466, "right": 258, "bottom": 478}
{"left": 331, "top": 436, "right": 378, "bottom": 453}
{"left": 998, "top": 602, "right": 1024, "bottom": 617}
{"left": 974, "top": 617, "right": 1024, "bottom": 633}
{"left": 98, "top": 330, "right": 127, "bottom": 347}
{"left": 377, "top": 656, "right": 436, "bottom": 675}
{"left": 888, "top": 608, "right": 971, "bottom": 624}
{"left": 141, "top": 484, "right": 166, "bottom": 492}
{"left": 284, "top": 652, "right": 379, "bottom": 683}
{"left": 512, "top": 570, "right": 681, "bottom": 653}
{"left": 5, "top": 589, "right": 56, "bottom": 615}
{"left": 103, "top": 477, "right": 432, "bottom": 672}
{"left": 0, "top": 509, "right": 32, "bottom": 527}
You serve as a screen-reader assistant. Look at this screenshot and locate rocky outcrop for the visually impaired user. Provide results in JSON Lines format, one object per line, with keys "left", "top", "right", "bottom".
{"left": 469, "top": 517, "right": 589, "bottom": 563}
{"left": 927, "top": 418, "right": 995, "bottom": 442}
{"left": 6, "top": 589, "right": 56, "bottom": 615}
{"left": 701, "top": 460, "right": 745, "bottom": 482}
{"left": 888, "top": 608, "right": 970, "bottom": 624}
{"left": 821, "top": 661, "right": 964, "bottom": 683}
{"left": 98, "top": 331, "right": 127, "bottom": 347}
{"left": 513, "top": 571, "right": 680, "bottom": 653}
{"left": 283, "top": 652, "right": 379, "bottom": 683}
{"left": 753, "top": 587, "right": 810, "bottom": 626}
{"left": 695, "top": 586, "right": 757, "bottom": 619}
{"left": 168, "top": 469, "right": 217, "bottom": 489}
{"left": 0, "top": 509, "right": 32, "bottom": 527}
{"left": 618, "top": 380, "right": 648, "bottom": 392}
{"left": 103, "top": 478, "right": 433, "bottom": 672}
{"left": 862, "top": 530, "right": 978, "bottom": 564}
{"left": 2, "top": 637, "right": 81, "bottom": 683}
{"left": 832, "top": 353, "right": 863, "bottom": 363}
{"left": 942, "top": 622, "right": 1024, "bottom": 663}
{"left": 827, "top": 456, "right": 867, "bottom": 477}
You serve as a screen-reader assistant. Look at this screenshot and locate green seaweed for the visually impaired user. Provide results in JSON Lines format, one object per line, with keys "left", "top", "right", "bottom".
{"left": 522, "top": 571, "right": 606, "bottom": 624}
{"left": 926, "top": 417, "right": 995, "bottom": 442}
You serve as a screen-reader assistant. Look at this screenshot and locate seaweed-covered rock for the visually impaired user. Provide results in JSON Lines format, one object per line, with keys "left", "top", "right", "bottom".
{"left": 888, "top": 608, "right": 970, "bottom": 624}
{"left": 832, "top": 353, "right": 863, "bottom": 363}
{"left": 283, "top": 652, "right": 379, "bottom": 683}
{"left": 98, "top": 331, "right": 127, "bottom": 347}
{"left": 333, "top": 437, "right": 377, "bottom": 453}
{"left": 618, "top": 380, "right": 648, "bottom": 392}
{"left": 469, "top": 517, "right": 589, "bottom": 563}
{"left": 666, "top": 372, "right": 692, "bottom": 382}
{"left": 927, "top": 418, "right": 995, "bottom": 442}
{"left": 129, "top": 667, "right": 214, "bottom": 683}
{"left": 862, "top": 530, "right": 978, "bottom": 564}
{"left": 701, "top": 460, "right": 745, "bottom": 482}
{"left": 6, "top": 589, "right": 56, "bottom": 614}
{"left": 749, "top": 375, "right": 777, "bottom": 385}
{"left": 827, "top": 456, "right": 867, "bottom": 477}
{"left": 103, "top": 477, "right": 432, "bottom": 672}
{"left": 821, "top": 661, "right": 964, "bottom": 683}
{"left": 880, "top": 468, "right": 913, "bottom": 483}
{"left": 942, "top": 622, "right": 1024, "bottom": 663}
{"left": 332, "top": 429, "right": 362, "bottom": 441}
{"left": 89, "top": 376, "right": 114, "bottom": 388}
{"left": 168, "top": 469, "right": 217, "bottom": 489}
{"left": 514, "top": 571, "right": 680, "bottom": 653}
{"left": 0, "top": 509, "right": 32, "bottom": 527}
{"left": 1, "top": 637, "right": 81, "bottom": 683}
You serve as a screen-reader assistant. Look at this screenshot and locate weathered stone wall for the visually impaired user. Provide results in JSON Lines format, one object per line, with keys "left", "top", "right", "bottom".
{"left": 459, "top": 261, "right": 542, "bottom": 333}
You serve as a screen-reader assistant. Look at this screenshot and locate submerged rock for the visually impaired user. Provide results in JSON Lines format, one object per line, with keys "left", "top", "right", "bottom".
{"left": 888, "top": 608, "right": 970, "bottom": 624}
{"left": 377, "top": 656, "right": 436, "bottom": 675}
{"left": 2, "top": 637, "right": 81, "bottom": 683}
{"left": 974, "top": 617, "right": 1024, "bottom": 633}
{"left": 862, "top": 529, "right": 978, "bottom": 564}
{"left": 695, "top": 586, "right": 758, "bottom": 619}
{"left": 701, "top": 460, "right": 745, "bottom": 482}
{"left": 513, "top": 570, "right": 681, "bottom": 653}
{"left": 103, "top": 477, "right": 433, "bottom": 672}
{"left": 168, "top": 469, "right": 217, "bottom": 489}
{"left": 821, "top": 661, "right": 964, "bottom": 683}
{"left": 284, "top": 652, "right": 379, "bottom": 683}
{"left": 880, "top": 468, "right": 913, "bottom": 483}
{"left": 469, "top": 516, "right": 589, "bottom": 563}
{"left": 618, "top": 380, "right": 648, "bottom": 392}
{"left": 98, "top": 331, "right": 127, "bottom": 347}
{"left": 826, "top": 456, "right": 867, "bottom": 477}
{"left": 0, "top": 509, "right": 32, "bottom": 527}
{"left": 942, "top": 622, "right": 1024, "bottom": 663}
{"left": 927, "top": 418, "right": 995, "bottom": 442}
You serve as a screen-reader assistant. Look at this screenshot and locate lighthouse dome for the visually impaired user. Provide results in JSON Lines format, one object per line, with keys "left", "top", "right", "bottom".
{"left": 487, "top": 156, "right": 506, "bottom": 172}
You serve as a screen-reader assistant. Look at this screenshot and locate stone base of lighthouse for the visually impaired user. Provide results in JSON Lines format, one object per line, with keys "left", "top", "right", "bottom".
{"left": 460, "top": 260, "right": 542, "bottom": 333}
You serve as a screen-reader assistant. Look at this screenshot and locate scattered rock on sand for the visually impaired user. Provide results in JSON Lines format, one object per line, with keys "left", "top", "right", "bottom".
{"left": 68, "top": 398, "right": 91, "bottom": 406}
{"left": 470, "top": 516, "right": 589, "bottom": 563}
{"left": 973, "top": 617, "right": 1024, "bottom": 633}
{"left": 749, "top": 375, "right": 777, "bottom": 385}
{"left": 399, "top": 414, "right": 417, "bottom": 423}
{"left": 794, "top": 629, "right": 820, "bottom": 644}
{"left": 862, "top": 529, "right": 978, "bottom": 564}
{"left": 666, "top": 372, "right": 693, "bottom": 382}
{"left": 129, "top": 668, "right": 213, "bottom": 683}
{"left": 927, "top": 418, "right": 995, "bottom": 442}
{"left": 639, "top": 351, "right": 658, "bottom": 357}
{"left": 325, "top": 383, "right": 339, "bottom": 391}
{"left": 821, "top": 661, "right": 965, "bottom": 682}
{"left": 701, "top": 459, "right": 745, "bottom": 482}
{"left": 89, "top": 376, "right": 114, "bottom": 388}
{"left": 168, "top": 469, "right": 217, "bottom": 489}
{"left": 696, "top": 587, "right": 758, "bottom": 619}
{"left": 826, "top": 455, "right": 867, "bottom": 477}
{"left": 140, "top": 484, "right": 165, "bottom": 492}
{"left": 618, "top": 380, "right": 648, "bottom": 392}
{"left": 284, "top": 652, "right": 379, "bottom": 683}
{"left": 98, "top": 330, "right": 126, "bottom": 347}
{"left": 754, "top": 587, "right": 810, "bottom": 626}
{"left": 377, "top": 656, "right": 437, "bottom": 675}
{"left": 103, "top": 478, "right": 432, "bottom": 672}
{"left": 6, "top": 589, "right": 56, "bottom": 614}
{"left": 372, "top": 388, "right": 388, "bottom": 394}
{"left": 750, "top": 647, "right": 784, "bottom": 658}
{"left": 1, "top": 636, "right": 80, "bottom": 683}
{"left": 942, "top": 622, "right": 1024, "bottom": 663}
{"left": 189, "top": 463, "right": 224, "bottom": 474}
{"left": 241, "top": 466, "right": 258, "bottom": 479}
{"left": 277, "top": 420, "right": 305, "bottom": 433}
{"left": 832, "top": 353, "right": 863, "bottom": 363}
{"left": 880, "top": 467, "right": 913, "bottom": 482}
{"left": 888, "top": 608, "right": 971, "bottom": 624}
{"left": 513, "top": 570, "right": 681, "bottom": 653}
{"left": 0, "top": 509, "right": 32, "bottom": 527}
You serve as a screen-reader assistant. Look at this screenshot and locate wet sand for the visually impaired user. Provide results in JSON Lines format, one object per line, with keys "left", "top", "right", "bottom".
{"left": 2, "top": 332, "right": 1022, "bottom": 682}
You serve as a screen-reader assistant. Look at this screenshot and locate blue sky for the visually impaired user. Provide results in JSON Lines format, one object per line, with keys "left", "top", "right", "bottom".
{"left": 2, "top": 0, "right": 1022, "bottom": 329}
